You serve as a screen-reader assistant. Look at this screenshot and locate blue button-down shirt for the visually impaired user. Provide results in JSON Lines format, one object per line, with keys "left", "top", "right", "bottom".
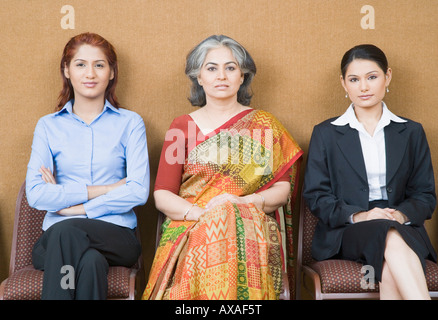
{"left": 26, "top": 100, "right": 150, "bottom": 230}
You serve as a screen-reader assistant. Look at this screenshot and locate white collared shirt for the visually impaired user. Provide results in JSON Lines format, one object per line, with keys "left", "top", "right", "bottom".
{"left": 331, "top": 102, "right": 407, "bottom": 202}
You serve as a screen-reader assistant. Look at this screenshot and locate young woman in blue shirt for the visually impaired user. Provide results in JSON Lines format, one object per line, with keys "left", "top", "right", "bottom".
{"left": 26, "top": 32, "right": 150, "bottom": 299}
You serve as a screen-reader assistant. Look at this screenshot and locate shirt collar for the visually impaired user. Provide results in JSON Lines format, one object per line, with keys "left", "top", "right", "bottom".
{"left": 56, "top": 99, "right": 120, "bottom": 116}
{"left": 331, "top": 102, "right": 407, "bottom": 133}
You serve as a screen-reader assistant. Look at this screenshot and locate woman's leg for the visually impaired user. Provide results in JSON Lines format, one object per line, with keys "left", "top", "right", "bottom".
{"left": 32, "top": 218, "right": 141, "bottom": 300}
{"left": 379, "top": 261, "right": 402, "bottom": 299}
{"left": 33, "top": 219, "right": 90, "bottom": 299}
{"left": 75, "top": 248, "right": 109, "bottom": 300}
{"left": 382, "top": 228, "right": 430, "bottom": 300}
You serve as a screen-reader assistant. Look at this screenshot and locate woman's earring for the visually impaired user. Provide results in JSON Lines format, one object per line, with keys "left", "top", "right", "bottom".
{"left": 386, "top": 87, "right": 389, "bottom": 93}
{"left": 345, "top": 92, "right": 349, "bottom": 98}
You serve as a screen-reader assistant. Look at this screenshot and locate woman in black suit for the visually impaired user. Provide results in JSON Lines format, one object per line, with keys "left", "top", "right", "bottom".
{"left": 303, "top": 44, "right": 437, "bottom": 299}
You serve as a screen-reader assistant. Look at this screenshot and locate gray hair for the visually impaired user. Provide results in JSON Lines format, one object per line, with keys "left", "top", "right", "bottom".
{"left": 185, "top": 35, "right": 257, "bottom": 107}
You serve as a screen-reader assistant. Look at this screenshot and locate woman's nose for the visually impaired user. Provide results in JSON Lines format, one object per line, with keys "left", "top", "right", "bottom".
{"left": 217, "top": 68, "right": 226, "bottom": 80}
{"left": 86, "top": 66, "right": 96, "bottom": 78}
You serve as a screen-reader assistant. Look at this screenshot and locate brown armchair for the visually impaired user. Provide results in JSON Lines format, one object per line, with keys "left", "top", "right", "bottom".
{"left": 0, "top": 181, "right": 145, "bottom": 300}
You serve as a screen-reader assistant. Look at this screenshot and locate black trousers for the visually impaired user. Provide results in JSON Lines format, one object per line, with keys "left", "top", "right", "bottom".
{"left": 32, "top": 218, "right": 141, "bottom": 300}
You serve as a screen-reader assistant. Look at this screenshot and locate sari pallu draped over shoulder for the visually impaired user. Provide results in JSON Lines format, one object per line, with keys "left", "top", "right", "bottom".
{"left": 142, "top": 109, "right": 303, "bottom": 300}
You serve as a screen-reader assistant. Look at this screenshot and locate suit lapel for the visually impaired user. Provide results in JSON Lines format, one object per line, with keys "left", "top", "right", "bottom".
{"left": 335, "top": 121, "right": 407, "bottom": 188}
{"left": 385, "top": 122, "right": 408, "bottom": 184}
{"left": 335, "top": 125, "right": 368, "bottom": 184}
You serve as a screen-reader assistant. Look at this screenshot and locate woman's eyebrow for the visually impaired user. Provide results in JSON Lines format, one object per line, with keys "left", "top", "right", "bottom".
{"left": 205, "top": 61, "right": 237, "bottom": 66}
{"left": 73, "top": 58, "right": 106, "bottom": 62}
{"left": 347, "top": 70, "right": 379, "bottom": 77}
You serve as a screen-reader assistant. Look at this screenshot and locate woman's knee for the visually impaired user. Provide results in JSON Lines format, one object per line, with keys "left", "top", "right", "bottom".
{"left": 385, "top": 228, "right": 402, "bottom": 247}
{"left": 45, "top": 218, "right": 85, "bottom": 237}
{"left": 384, "top": 228, "right": 412, "bottom": 259}
{"left": 42, "top": 219, "right": 89, "bottom": 253}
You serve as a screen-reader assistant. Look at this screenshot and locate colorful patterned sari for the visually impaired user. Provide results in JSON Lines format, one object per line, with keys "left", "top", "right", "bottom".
{"left": 142, "top": 110, "right": 302, "bottom": 300}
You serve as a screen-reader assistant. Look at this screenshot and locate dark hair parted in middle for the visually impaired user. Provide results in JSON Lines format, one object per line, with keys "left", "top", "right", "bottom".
{"left": 185, "top": 35, "right": 257, "bottom": 107}
{"left": 341, "top": 44, "right": 389, "bottom": 78}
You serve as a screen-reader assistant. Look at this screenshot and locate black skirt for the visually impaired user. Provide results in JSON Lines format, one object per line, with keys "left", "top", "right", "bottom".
{"left": 338, "top": 201, "right": 435, "bottom": 282}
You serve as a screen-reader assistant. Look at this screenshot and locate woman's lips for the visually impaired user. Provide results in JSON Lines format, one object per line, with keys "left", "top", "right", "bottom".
{"left": 83, "top": 82, "right": 97, "bottom": 88}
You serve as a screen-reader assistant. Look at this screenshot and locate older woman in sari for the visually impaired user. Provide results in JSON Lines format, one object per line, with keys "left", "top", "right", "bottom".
{"left": 142, "top": 35, "right": 302, "bottom": 300}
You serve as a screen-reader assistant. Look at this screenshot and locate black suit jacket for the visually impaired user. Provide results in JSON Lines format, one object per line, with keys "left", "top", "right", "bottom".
{"left": 303, "top": 117, "right": 437, "bottom": 261}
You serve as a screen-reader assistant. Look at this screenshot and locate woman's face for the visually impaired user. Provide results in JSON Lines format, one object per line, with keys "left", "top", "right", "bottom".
{"left": 341, "top": 59, "right": 392, "bottom": 110}
{"left": 197, "top": 46, "right": 244, "bottom": 104}
{"left": 64, "top": 44, "right": 114, "bottom": 103}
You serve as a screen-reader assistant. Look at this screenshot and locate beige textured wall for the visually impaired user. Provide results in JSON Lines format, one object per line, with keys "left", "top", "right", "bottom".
{"left": 1, "top": 0, "right": 438, "bottom": 285}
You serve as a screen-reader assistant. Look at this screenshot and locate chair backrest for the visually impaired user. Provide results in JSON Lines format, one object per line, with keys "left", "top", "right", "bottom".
{"left": 132, "top": 208, "right": 143, "bottom": 270}
{"left": 9, "top": 182, "right": 46, "bottom": 275}
{"left": 297, "top": 194, "right": 319, "bottom": 267}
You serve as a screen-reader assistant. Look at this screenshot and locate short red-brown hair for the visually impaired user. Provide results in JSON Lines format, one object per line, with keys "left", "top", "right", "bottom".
{"left": 57, "top": 32, "right": 120, "bottom": 111}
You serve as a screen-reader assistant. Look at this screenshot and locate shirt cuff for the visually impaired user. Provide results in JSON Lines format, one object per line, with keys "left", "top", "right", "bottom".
{"left": 63, "top": 183, "right": 88, "bottom": 208}
{"left": 83, "top": 196, "right": 107, "bottom": 219}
